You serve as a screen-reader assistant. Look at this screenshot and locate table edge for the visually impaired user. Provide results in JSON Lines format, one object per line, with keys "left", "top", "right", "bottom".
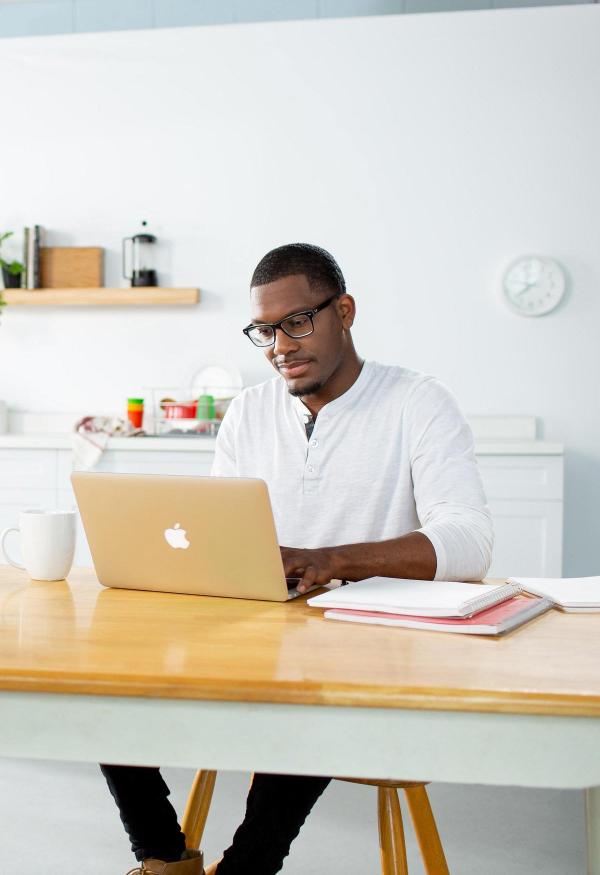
{"left": 1, "top": 674, "right": 599, "bottom": 717}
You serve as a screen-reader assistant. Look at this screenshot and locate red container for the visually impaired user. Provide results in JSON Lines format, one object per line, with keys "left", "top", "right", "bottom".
{"left": 163, "top": 401, "right": 197, "bottom": 419}
{"left": 127, "top": 408, "right": 144, "bottom": 428}
{"left": 127, "top": 398, "right": 144, "bottom": 429}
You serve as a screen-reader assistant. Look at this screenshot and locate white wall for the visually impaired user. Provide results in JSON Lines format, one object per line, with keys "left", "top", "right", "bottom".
{"left": 0, "top": 6, "right": 598, "bottom": 574}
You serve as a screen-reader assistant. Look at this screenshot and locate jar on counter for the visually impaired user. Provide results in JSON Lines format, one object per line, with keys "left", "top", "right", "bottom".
{"left": 127, "top": 398, "right": 144, "bottom": 429}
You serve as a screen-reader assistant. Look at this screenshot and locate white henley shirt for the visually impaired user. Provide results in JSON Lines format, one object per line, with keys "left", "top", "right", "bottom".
{"left": 211, "top": 360, "right": 493, "bottom": 581}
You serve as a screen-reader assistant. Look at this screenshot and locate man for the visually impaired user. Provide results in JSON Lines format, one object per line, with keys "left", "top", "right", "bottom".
{"left": 102, "top": 243, "right": 493, "bottom": 875}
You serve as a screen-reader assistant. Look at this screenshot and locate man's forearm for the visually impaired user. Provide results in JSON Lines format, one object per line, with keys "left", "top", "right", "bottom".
{"left": 330, "top": 531, "right": 437, "bottom": 582}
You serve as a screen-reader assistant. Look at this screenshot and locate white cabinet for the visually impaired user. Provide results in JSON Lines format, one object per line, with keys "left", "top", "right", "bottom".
{"left": 0, "top": 449, "right": 57, "bottom": 490}
{"left": 0, "top": 443, "right": 564, "bottom": 578}
{"left": 57, "top": 450, "right": 213, "bottom": 481}
{"left": 477, "top": 455, "right": 563, "bottom": 578}
{"left": 485, "top": 500, "right": 563, "bottom": 578}
{"left": 0, "top": 450, "right": 59, "bottom": 566}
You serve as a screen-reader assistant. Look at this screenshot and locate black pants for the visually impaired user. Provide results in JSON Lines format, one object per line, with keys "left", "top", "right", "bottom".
{"left": 101, "top": 764, "right": 331, "bottom": 873}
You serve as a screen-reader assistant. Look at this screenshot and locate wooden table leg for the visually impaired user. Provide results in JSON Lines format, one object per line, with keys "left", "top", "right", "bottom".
{"left": 404, "top": 785, "right": 449, "bottom": 875}
{"left": 586, "top": 787, "right": 600, "bottom": 875}
{"left": 378, "top": 787, "right": 409, "bottom": 875}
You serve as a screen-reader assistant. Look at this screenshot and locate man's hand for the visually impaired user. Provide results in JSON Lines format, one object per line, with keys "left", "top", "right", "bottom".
{"left": 280, "top": 546, "right": 338, "bottom": 594}
{"left": 281, "top": 532, "right": 437, "bottom": 595}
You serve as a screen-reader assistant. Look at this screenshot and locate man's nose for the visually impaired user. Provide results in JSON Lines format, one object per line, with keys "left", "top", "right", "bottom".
{"left": 272, "top": 326, "right": 300, "bottom": 357}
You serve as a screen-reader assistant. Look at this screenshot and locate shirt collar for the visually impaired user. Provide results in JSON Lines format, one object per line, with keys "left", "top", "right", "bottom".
{"left": 290, "top": 360, "right": 371, "bottom": 425}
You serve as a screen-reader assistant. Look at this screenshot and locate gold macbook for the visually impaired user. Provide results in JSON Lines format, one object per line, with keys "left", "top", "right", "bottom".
{"left": 71, "top": 472, "right": 312, "bottom": 601}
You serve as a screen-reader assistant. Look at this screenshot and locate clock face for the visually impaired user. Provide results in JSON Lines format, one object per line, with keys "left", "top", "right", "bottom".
{"left": 503, "top": 256, "right": 566, "bottom": 317}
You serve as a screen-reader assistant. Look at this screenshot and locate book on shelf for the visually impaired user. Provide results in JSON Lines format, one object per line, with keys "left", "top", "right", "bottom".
{"left": 32, "top": 225, "right": 41, "bottom": 289}
{"left": 22, "top": 225, "right": 42, "bottom": 289}
{"left": 27, "top": 226, "right": 34, "bottom": 289}
{"left": 507, "top": 576, "right": 600, "bottom": 612}
{"left": 322, "top": 596, "right": 553, "bottom": 636}
{"left": 307, "top": 577, "right": 522, "bottom": 618}
{"left": 21, "top": 227, "right": 29, "bottom": 288}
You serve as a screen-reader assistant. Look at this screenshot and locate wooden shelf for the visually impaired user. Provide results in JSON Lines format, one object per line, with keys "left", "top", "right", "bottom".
{"left": 0, "top": 287, "right": 199, "bottom": 306}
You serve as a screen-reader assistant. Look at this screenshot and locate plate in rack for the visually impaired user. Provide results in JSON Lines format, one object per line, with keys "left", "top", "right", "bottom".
{"left": 190, "top": 363, "right": 243, "bottom": 398}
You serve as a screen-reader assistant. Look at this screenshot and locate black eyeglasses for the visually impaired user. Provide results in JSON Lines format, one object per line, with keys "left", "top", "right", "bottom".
{"left": 242, "top": 294, "right": 338, "bottom": 348}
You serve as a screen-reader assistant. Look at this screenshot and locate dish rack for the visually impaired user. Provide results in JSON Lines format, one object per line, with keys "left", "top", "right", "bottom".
{"left": 143, "top": 386, "right": 239, "bottom": 436}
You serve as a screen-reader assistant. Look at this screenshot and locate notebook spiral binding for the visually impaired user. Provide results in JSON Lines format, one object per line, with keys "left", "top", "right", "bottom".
{"left": 464, "top": 582, "right": 522, "bottom": 617}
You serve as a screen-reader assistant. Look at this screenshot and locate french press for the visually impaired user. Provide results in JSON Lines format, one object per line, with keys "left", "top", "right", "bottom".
{"left": 122, "top": 221, "right": 158, "bottom": 287}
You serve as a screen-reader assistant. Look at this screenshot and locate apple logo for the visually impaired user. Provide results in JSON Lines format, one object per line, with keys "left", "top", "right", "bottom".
{"left": 164, "top": 523, "right": 190, "bottom": 550}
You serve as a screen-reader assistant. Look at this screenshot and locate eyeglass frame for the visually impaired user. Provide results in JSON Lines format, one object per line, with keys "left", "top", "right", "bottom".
{"left": 242, "top": 293, "right": 339, "bottom": 347}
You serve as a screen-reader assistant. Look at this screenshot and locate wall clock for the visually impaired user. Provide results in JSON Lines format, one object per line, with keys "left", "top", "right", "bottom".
{"left": 503, "top": 256, "right": 566, "bottom": 317}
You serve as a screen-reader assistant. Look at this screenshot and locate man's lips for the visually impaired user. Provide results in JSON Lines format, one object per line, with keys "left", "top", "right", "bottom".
{"left": 277, "top": 360, "right": 311, "bottom": 378}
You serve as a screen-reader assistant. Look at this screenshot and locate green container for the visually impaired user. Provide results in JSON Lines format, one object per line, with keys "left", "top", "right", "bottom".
{"left": 196, "top": 394, "right": 215, "bottom": 420}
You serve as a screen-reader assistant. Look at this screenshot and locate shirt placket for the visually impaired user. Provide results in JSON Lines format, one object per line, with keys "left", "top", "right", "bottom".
{"left": 303, "top": 419, "right": 321, "bottom": 496}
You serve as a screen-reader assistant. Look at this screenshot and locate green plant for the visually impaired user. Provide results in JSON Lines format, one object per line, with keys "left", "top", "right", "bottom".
{"left": 0, "top": 231, "right": 24, "bottom": 277}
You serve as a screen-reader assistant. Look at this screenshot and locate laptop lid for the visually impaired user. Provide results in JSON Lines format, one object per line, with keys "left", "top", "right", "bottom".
{"left": 71, "top": 472, "right": 290, "bottom": 601}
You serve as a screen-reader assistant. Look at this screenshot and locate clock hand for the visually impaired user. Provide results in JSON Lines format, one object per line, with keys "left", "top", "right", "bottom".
{"left": 516, "top": 282, "right": 535, "bottom": 296}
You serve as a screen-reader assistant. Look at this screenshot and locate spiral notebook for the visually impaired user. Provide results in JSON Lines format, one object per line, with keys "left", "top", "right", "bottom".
{"left": 308, "top": 577, "right": 522, "bottom": 619}
{"left": 323, "top": 595, "right": 552, "bottom": 636}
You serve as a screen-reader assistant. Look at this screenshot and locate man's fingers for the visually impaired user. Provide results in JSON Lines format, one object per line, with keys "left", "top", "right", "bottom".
{"left": 281, "top": 548, "right": 302, "bottom": 577}
{"left": 297, "top": 565, "right": 319, "bottom": 594}
{"left": 284, "top": 561, "right": 305, "bottom": 579}
{"left": 280, "top": 546, "right": 334, "bottom": 594}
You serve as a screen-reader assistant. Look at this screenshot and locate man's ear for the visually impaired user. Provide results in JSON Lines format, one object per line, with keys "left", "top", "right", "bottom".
{"left": 338, "top": 294, "right": 356, "bottom": 330}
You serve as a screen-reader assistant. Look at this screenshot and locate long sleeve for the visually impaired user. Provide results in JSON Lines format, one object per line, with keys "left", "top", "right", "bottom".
{"left": 210, "top": 400, "right": 239, "bottom": 477}
{"left": 406, "top": 378, "right": 494, "bottom": 581}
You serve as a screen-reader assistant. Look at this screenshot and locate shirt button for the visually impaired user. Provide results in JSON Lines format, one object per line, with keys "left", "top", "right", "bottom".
{"left": 311, "top": 439, "right": 318, "bottom": 447}
{"left": 307, "top": 465, "right": 314, "bottom": 473}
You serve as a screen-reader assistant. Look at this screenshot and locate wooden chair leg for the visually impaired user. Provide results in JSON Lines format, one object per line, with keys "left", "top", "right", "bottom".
{"left": 181, "top": 770, "right": 217, "bottom": 851}
{"left": 404, "top": 785, "right": 450, "bottom": 875}
{"left": 192, "top": 772, "right": 254, "bottom": 875}
{"left": 378, "top": 787, "right": 409, "bottom": 875}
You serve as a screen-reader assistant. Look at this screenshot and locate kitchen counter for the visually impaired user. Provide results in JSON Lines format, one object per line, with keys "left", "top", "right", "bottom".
{"left": 0, "top": 433, "right": 563, "bottom": 454}
{"left": 472, "top": 441, "right": 563, "bottom": 455}
{"left": 0, "top": 434, "right": 219, "bottom": 452}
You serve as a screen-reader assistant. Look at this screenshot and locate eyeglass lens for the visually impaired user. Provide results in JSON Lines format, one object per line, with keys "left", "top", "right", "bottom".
{"left": 249, "top": 313, "right": 313, "bottom": 346}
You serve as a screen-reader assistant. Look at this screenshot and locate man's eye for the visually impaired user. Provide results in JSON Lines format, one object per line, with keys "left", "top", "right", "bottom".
{"left": 255, "top": 326, "right": 272, "bottom": 338}
{"left": 286, "top": 315, "right": 310, "bottom": 329}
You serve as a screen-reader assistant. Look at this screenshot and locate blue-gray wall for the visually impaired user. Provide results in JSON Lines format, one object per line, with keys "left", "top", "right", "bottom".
{"left": 0, "top": 0, "right": 596, "bottom": 39}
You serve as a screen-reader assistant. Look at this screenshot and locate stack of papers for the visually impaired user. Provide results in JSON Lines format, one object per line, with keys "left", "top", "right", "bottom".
{"left": 321, "top": 597, "right": 552, "bottom": 635}
{"left": 308, "top": 577, "right": 522, "bottom": 618}
{"left": 307, "top": 577, "right": 552, "bottom": 635}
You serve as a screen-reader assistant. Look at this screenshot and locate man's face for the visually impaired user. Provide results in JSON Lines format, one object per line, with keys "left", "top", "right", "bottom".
{"left": 249, "top": 274, "right": 352, "bottom": 398}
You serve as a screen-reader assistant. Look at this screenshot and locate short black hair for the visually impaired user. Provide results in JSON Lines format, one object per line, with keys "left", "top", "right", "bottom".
{"left": 250, "top": 243, "right": 346, "bottom": 297}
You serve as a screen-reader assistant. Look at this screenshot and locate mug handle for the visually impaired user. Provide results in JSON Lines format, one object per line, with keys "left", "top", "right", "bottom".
{"left": 0, "top": 527, "right": 25, "bottom": 570}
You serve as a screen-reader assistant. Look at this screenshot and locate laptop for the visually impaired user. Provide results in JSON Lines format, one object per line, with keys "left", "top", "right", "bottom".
{"left": 71, "top": 471, "right": 318, "bottom": 601}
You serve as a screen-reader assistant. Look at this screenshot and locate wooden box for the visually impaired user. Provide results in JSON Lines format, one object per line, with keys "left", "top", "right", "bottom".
{"left": 39, "top": 247, "right": 103, "bottom": 288}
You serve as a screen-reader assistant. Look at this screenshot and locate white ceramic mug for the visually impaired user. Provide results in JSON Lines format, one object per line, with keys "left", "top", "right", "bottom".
{"left": 1, "top": 509, "right": 76, "bottom": 581}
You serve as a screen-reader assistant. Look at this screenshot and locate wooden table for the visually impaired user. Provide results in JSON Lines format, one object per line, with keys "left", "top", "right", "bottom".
{"left": 1, "top": 567, "right": 599, "bottom": 872}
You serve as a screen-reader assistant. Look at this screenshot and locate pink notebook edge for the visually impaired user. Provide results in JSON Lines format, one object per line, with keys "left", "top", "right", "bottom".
{"left": 322, "top": 595, "right": 553, "bottom": 632}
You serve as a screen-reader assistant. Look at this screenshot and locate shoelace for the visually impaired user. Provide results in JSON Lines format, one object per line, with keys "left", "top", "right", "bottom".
{"left": 125, "top": 852, "right": 199, "bottom": 874}
{"left": 125, "top": 867, "right": 158, "bottom": 875}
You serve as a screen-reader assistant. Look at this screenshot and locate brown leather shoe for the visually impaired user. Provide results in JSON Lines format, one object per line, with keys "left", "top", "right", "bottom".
{"left": 126, "top": 849, "right": 204, "bottom": 875}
